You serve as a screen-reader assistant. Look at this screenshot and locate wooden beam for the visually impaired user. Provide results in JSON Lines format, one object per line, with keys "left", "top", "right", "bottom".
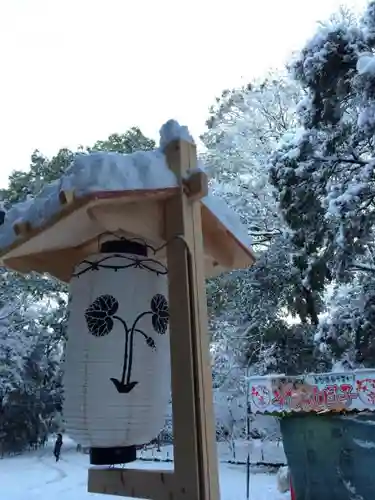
{"left": 88, "top": 468, "right": 178, "bottom": 500}
{"left": 201, "top": 209, "right": 234, "bottom": 269}
{"left": 87, "top": 201, "right": 165, "bottom": 244}
{"left": 164, "top": 140, "right": 220, "bottom": 500}
{"left": 4, "top": 243, "right": 96, "bottom": 282}
{"left": 0, "top": 188, "right": 178, "bottom": 260}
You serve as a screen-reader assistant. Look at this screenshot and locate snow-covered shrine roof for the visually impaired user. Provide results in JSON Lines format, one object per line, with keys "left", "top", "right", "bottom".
{"left": 0, "top": 120, "right": 255, "bottom": 281}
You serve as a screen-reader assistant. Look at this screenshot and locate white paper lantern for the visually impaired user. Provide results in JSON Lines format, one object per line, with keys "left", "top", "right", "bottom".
{"left": 63, "top": 240, "right": 170, "bottom": 465}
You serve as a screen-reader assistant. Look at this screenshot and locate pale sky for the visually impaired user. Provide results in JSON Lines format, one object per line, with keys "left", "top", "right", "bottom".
{"left": 0, "top": 0, "right": 366, "bottom": 187}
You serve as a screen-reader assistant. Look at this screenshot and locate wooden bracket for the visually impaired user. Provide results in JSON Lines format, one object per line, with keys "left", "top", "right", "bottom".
{"left": 183, "top": 170, "right": 208, "bottom": 201}
{"left": 13, "top": 221, "right": 32, "bottom": 237}
{"left": 88, "top": 469, "right": 179, "bottom": 500}
{"left": 59, "top": 189, "right": 76, "bottom": 206}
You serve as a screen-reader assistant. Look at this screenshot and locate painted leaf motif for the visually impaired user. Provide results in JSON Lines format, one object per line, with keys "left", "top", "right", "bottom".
{"left": 150, "top": 294, "right": 169, "bottom": 335}
{"left": 85, "top": 294, "right": 119, "bottom": 337}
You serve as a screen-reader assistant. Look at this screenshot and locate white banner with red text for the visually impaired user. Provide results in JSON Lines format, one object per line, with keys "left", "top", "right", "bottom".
{"left": 249, "top": 369, "right": 375, "bottom": 414}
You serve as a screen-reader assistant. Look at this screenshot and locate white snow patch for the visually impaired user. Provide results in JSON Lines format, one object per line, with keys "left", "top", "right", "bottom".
{"left": 353, "top": 438, "right": 375, "bottom": 449}
{"left": 341, "top": 475, "right": 364, "bottom": 500}
{"left": 285, "top": 147, "right": 300, "bottom": 160}
{"left": 339, "top": 415, "right": 375, "bottom": 425}
{"left": 296, "top": 95, "right": 311, "bottom": 113}
{"left": 358, "top": 104, "right": 375, "bottom": 132}
{"left": 357, "top": 52, "right": 375, "bottom": 76}
{"left": 0, "top": 437, "right": 288, "bottom": 500}
{"left": 159, "top": 119, "right": 195, "bottom": 150}
{"left": 332, "top": 360, "right": 350, "bottom": 373}
{"left": 277, "top": 128, "right": 305, "bottom": 151}
{"left": 202, "top": 195, "right": 251, "bottom": 248}
{"left": 276, "top": 466, "right": 290, "bottom": 493}
{"left": 314, "top": 331, "right": 322, "bottom": 342}
{"left": 0, "top": 121, "right": 252, "bottom": 253}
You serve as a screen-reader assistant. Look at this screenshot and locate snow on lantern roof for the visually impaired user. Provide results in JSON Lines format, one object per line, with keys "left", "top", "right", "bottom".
{"left": 0, "top": 120, "right": 255, "bottom": 282}
{"left": 249, "top": 370, "right": 375, "bottom": 415}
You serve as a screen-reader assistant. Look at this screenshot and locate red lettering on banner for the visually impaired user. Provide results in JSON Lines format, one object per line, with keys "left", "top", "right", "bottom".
{"left": 338, "top": 384, "right": 358, "bottom": 405}
{"left": 272, "top": 388, "right": 293, "bottom": 407}
{"left": 270, "top": 383, "right": 358, "bottom": 411}
{"left": 325, "top": 384, "right": 338, "bottom": 406}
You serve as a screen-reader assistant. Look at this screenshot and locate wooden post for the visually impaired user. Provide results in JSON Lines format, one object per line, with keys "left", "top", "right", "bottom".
{"left": 88, "top": 140, "right": 220, "bottom": 500}
{"left": 164, "top": 139, "right": 220, "bottom": 500}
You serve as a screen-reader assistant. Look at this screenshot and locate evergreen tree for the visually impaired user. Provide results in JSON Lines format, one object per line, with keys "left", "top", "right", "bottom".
{"left": 270, "top": 3, "right": 375, "bottom": 366}
{"left": 89, "top": 127, "right": 155, "bottom": 154}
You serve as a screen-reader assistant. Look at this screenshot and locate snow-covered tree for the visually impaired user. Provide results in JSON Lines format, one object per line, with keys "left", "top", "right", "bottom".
{"left": 270, "top": 3, "right": 375, "bottom": 366}
{"left": 203, "top": 74, "right": 330, "bottom": 376}
{"left": 0, "top": 274, "right": 64, "bottom": 454}
{"left": 318, "top": 275, "right": 375, "bottom": 367}
{"left": 202, "top": 73, "right": 301, "bottom": 245}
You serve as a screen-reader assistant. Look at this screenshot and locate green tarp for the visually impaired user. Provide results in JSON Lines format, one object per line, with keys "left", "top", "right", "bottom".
{"left": 280, "top": 412, "right": 375, "bottom": 500}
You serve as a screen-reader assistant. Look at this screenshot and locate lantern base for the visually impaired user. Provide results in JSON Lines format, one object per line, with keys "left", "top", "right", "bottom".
{"left": 90, "top": 445, "right": 137, "bottom": 465}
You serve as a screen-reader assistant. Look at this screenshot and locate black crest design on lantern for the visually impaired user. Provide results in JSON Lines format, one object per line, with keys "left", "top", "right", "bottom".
{"left": 85, "top": 293, "right": 169, "bottom": 394}
{"left": 151, "top": 294, "right": 169, "bottom": 335}
{"left": 85, "top": 295, "right": 119, "bottom": 337}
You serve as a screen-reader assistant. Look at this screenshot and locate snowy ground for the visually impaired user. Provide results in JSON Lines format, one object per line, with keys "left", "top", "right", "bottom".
{"left": 1, "top": 438, "right": 289, "bottom": 500}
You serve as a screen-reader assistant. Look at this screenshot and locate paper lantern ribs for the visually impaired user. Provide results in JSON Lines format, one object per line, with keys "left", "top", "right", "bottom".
{"left": 0, "top": 143, "right": 255, "bottom": 282}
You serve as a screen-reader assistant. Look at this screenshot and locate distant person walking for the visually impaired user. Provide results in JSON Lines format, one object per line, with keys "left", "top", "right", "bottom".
{"left": 53, "top": 433, "right": 63, "bottom": 462}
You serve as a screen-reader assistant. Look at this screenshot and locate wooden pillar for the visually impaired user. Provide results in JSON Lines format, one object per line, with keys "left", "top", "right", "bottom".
{"left": 88, "top": 140, "right": 220, "bottom": 500}
{"left": 164, "top": 139, "right": 220, "bottom": 500}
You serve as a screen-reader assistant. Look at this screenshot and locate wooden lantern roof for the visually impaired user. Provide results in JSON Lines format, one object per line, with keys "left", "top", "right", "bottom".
{"left": 0, "top": 132, "right": 255, "bottom": 283}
